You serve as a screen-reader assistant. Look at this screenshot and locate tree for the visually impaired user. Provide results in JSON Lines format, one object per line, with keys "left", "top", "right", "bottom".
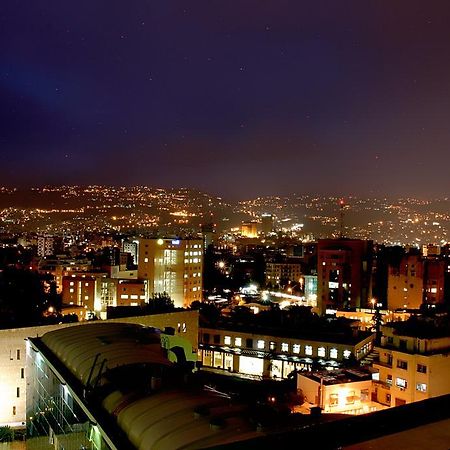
{"left": 146, "top": 293, "right": 175, "bottom": 313}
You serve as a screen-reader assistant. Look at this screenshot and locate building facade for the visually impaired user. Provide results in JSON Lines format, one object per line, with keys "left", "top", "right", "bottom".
{"left": 372, "top": 325, "right": 450, "bottom": 407}
{"left": 138, "top": 238, "right": 203, "bottom": 307}
{"left": 198, "top": 326, "right": 374, "bottom": 380}
{"left": 317, "top": 239, "right": 373, "bottom": 314}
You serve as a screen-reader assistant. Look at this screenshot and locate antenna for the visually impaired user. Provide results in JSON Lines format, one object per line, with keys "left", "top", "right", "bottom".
{"left": 339, "top": 198, "right": 345, "bottom": 238}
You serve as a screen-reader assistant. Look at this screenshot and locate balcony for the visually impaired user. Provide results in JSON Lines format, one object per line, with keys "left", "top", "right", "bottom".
{"left": 373, "top": 379, "right": 391, "bottom": 390}
{"left": 372, "top": 359, "right": 392, "bottom": 369}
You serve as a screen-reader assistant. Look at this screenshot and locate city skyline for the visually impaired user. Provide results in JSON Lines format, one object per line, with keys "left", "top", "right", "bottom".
{"left": 3, "top": 2, "right": 450, "bottom": 199}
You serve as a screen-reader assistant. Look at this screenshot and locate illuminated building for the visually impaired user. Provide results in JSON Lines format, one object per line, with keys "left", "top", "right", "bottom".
{"left": 297, "top": 369, "right": 383, "bottom": 415}
{"left": 37, "top": 234, "right": 55, "bottom": 257}
{"left": 372, "top": 322, "right": 450, "bottom": 407}
{"left": 0, "top": 310, "right": 198, "bottom": 428}
{"left": 62, "top": 274, "right": 97, "bottom": 310}
{"left": 138, "top": 238, "right": 203, "bottom": 307}
{"left": 241, "top": 221, "right": 258, "bottom": 238}
{"left": 116, "top": 279, "right": 148, "bottom": 306}
{"left": 304, "top": 275, "right": 318, "bottom": 304}
{"left": 38, "top": 258, "right": 93, "bottom": 293}
{"left": 265, "top": 261, "right": 302, "bottom": 286}
{"left": 198, "top": 327, "right": 374, "bottom": 379}
{"left": 387, "top": 254, "right": 445, "bottom": 310}
{"left": 317, "top": 239, "right": 373, "bottom": 314}
{"left": 121, "top": 239, "right": 138, "bottom": 264}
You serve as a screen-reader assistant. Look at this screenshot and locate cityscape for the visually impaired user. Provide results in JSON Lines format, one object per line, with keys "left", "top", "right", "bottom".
{"left": 2, "top": 1, "right": 450, "bottom": 450}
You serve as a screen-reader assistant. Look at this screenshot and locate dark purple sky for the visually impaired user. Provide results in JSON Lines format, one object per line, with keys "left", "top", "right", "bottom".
{"left": 2, "top": 1, "right": 450, "bottom": 199}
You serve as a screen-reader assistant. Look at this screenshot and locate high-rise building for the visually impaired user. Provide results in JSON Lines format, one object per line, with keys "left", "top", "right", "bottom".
{"left": 388, "top": 255, "right": 446, "bottom": 310}
{"left": 201, "top": 223, "right": 215, "bottom": 249}
{"left": 138, "top": 238, "right": 203, "bottom": 307}
{"left": 261, "top": 214, "right": 274, "bottom": 234}
{"left": 37, "top": 234, "right": 54, "bottom": 257}
{"left": 317, "top": 239, "right": 373, "bottom": 314}
{"left": 241, "top": 221, "right": 258, "bottom": 238}
{"left": 121, "top": 239, "right": 138, "bottom": 264}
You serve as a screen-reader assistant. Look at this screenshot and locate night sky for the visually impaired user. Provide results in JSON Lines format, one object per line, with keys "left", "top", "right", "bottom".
{"left": 2, "top": 1, "right": 450, "bottom": 199}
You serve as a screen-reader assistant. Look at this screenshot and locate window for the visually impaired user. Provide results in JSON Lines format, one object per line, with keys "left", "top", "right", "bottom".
{"left": 182, "top": 323, "right": 186, "bottom": 333}
{"left": 213, "top": 334, "right": 220, "bottom": 344}
{"left": 12, "top": 406, "right": 16, "bottom": 416}
{"left": 317, "top": 347, "right": 326, "bottom": 357}
{"left": 235, "top": 337, "right": 242, "bottom": 347}
{"left": 360, "top": 389, "right": 369, "bottom": 402}
{"left": 293, "top": 344, "right": 300, "bottom": 354}
{"left": 16, "top": 350, "right": 20, "bottom": 360}
{"left": 203, "top": 333, "right": 210, "bottom": 343}
{"left": 305, "top": 345, "right": 313, "bottom": 356}
{"left": 144, "top": 257, "right": 149, "bottom": 263}
{"left": 224, "top": 336, "right": 231, "bottom": 345}
{"left": 16, "top": 387, "right": 20, "bottom": 398}
{"left": 269, "top": 341, "right": 276, "bottom": 351}
{"left": 281, "top": 343, "right": 289, "bottom": 352}
{"left": 399, "top": 339, "right": 407, "bottom": 351}
{"left": 246, "top": 338, "right": 253, "bottom": 348}
{"left": 257, "top": 340, "right": 265, "bottom": 350}
{"left": 343, "top": 349, "right": 351, "bottom": 359}
{"left": 330, "top": 348, "right": 338, "bottom": 359}
{"left": 387, "top": 336, "right": 394, "bottom": 344}
{"left": 417, "top": 364, "right": 427, "bottom": 374}
{"left": 346, "top": 390, "right": 356, "bottom": 404}
{"left": 396, "top": 377, "right": 407, "bottom": 389}
{"left": 416, "top": 383, "right": 427, "bottom": 392}
{"left": 21, "top": 368, "right": 24, "bottom": 379}
{"left": 329, "top": 393, "right": 339, "bottom": 406}
{"left": 397, "top": 359, "right": 408, "bottom": 370}
{"left": 387, "top": 374, "right": 392, "bottom": 385}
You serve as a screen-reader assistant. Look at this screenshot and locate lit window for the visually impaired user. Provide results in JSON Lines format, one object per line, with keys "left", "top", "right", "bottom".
{"left": 416, "top": 383, "right": 427, "bottom": 392}
{"left": 121, "top": 294, "right": 128, "bottom": 299}
{"left": 305, "top": 345, "right": 313, "bottom": 356}
{"left": 293, "top": 344, "right": 300, "bottom": 354}
{"left": 84, "top": 295, "right": 89, "bottom": 300}
{"left": 70, "top": 281, "right": 74, "bottom": 286}
{"left": 387, "top": 374, "right": 392, "bottom": 385}
{"left": 257, "top": 340, "right": 265, "bottom": 349}
{"left": 281, "top": 343, "right": 289, "bottom": 352}
{"left": 144, "top": 257, "right": 149, "bottom": 263}
{"left": 130, "top": 295, "right": 138, "bottom": 299}
{"left": 224, "top": 336, "right": 231, "bottom": 345}
{"left": 85, "top": 282, "right": 89, "bottom": 287}
{"left": 269, "top": 341, "right": 276, "bottom": 351}
{"left": 396, "top": 377, "right": 407, "bottom": 389}
{"left": 69, "top": 288, "right": 74, "bottom": 293}
{"left": 330, "top": 348, "right": 338, "bottom": 359}
{"left": 343, "top": 350, "right": 352, "bottom": 359}
{"left": 318, "top": 347, "right": 326, "bottom": 357}
{"left": 235, "top": 337, "right": 242, "bottom": 347}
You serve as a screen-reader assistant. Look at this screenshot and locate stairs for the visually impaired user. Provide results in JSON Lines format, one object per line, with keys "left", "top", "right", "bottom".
{"left": 360, "top": 349, "right": 379, "bottom": 367}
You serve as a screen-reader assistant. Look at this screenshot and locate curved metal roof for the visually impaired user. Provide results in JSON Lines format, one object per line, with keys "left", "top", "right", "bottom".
{"left": 41, "top": 322, "right": 172, "bottom": 385}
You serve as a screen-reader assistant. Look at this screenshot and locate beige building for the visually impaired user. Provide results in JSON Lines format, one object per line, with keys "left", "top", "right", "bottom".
{"left": 266, "top": 261, "right": 302, "bottom": 286}
{"left": 138, "top": 238, "right": 203, "bottom": 308}
{"left": 297, "top": 369, "right": 381, "bottom": 415}
{"left": 387, "top": 254, "right": 423, "bottom": 310}
{"left": 198, "top": 327, "right": 374, "bottom": 380}
{"left": 0, "top": 310, "right": 199, "bottom": 428}
{"left": 372, "top": 324, "right": 450, "bottom": 407}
